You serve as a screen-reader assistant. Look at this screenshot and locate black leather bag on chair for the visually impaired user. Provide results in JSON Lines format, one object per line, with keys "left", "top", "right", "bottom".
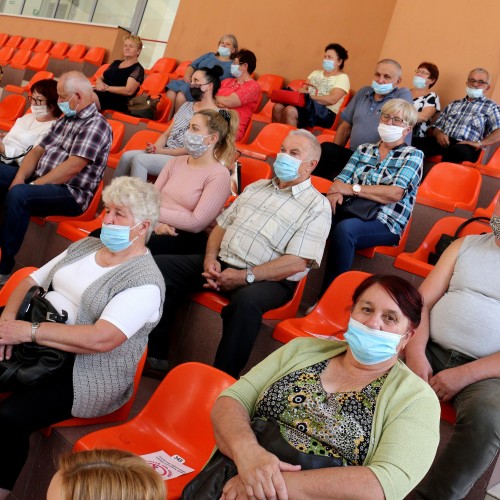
{"left": 336, "top": 196, "right": 382, "bottom": 221}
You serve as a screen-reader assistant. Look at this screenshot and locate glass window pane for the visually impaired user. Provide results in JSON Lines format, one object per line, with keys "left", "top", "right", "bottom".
{"left": 67, "top": 0, "right": 95, "bottom": 22}
{"left": 21, "top": 0, "right": 57, "bottom": 18}
{"left": 92, "top": 0, "right": 136, "bottom": 27}
{"left": 138, "top": 0, "right": 179, "bottom": 44}
{"left": 0, "top": 0, "right": 23, "bottom": 15}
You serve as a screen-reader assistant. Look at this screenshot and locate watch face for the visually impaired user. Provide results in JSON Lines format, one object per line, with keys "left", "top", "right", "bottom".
{"left": 353, "top": 184, "right": 361, "bottom": 194}
{"left": 246, "top": 270, "right": 255, "bottom": 283}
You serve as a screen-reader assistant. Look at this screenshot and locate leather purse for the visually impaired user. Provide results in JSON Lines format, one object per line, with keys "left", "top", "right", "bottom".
{"left": 336, "top": 196, "right": 382, "bottom": 221}
{"left": 270, "top": 84, "right": 317, "bottom": 108}
{"left": 127, "top": 94, "right": 160, "bottom": 119}
{"left": 0, "top": 286, "right": 69, "bottom": 388}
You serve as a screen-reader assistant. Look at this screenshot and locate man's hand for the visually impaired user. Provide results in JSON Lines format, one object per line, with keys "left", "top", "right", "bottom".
{"left": 405, "top": 352, "right": 434, "bottom": 383}
{"left": 202, "top": 257, "right": 222, "bottom": 290}
{"left": 429, "top": 366, "right": 469, "bottom": 401}
{"left": 9, "top": 174, "right": 26, "bottom": 190}
{"left": 457, "top": 140, "right": 482, "bottom": 150}
{"left": 202, "top": 267, "right": 246, "bottom": 292}
{"left": 434, "top": 129, "right": 450, "bottom": 148}
{"left": 154, "top": 223, "right": 178, "bottom": 236}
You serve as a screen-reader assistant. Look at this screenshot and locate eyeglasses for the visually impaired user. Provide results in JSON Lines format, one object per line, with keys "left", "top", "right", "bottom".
{"left": 415, "top": 69, "right": 431, "bottom": 77}
{"left": 467, "top": 78, "right": 488, "bottom": 87}
{"left": 380, "top": 113, "right": 408, "bottom": 127}
{"left": 28, "top": 96, "right": 47, "bottom": 106}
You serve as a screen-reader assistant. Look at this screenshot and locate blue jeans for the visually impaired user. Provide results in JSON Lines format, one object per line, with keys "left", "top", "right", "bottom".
{"left": 0, "top": 164, "right": 82, "bottom": 273}
{"left": 320, "top": 215, "right": 399, "bottom": 294}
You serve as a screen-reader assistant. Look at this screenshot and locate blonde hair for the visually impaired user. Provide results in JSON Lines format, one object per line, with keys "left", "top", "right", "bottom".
{"left": 195, "top": 109, "right": 239, "bottom": 167}
{"left": 381, "top": 98, "right": 418, "bottom": 128}
{"left": 55, "top": 449, "right": 165, "bottom": 500}
{"left": 124, "top": 35, "right": 143, "bottom": 51}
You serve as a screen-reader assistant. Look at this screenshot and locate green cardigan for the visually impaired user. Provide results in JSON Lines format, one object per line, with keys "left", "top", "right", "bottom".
{"left": 221, "top": 337, "right": 440, "bottom": 500}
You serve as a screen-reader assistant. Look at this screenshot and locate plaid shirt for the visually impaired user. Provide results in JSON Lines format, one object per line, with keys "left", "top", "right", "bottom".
{"left": 336, "top": 143, "right": 423, "bottom": 235}
{"left": 433, "top": 96, "right": 500, "bottom": 142}
{"left": 217, "top": 178, "right": 332, "bottom": 281}
{"left": 37, "top": 103, "right": 112, "bottom": 210}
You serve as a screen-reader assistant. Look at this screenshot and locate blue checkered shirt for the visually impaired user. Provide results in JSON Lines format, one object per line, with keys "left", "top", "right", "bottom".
{"left": 37, "top": 103, "right": 112, "bottom": 211}
{"left": 336, "top": 143, "right": 423, "bottom": 235}
{"left": 432, "top": 96, "right": 500, "bottom": 142}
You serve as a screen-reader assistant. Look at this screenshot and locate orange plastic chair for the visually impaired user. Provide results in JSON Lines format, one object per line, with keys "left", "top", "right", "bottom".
{"left": 107, "top": 118, "right": 126, "bottom": 154}
{"left": 239, "top": 156, "right": 273, "bottom": 189}
{"left": 107, "top": 130, "right": 161, "bottom": 168}
{"left": 440, "top": 401, "right": 456, "bottom": 425}
{"left": 33, "top": 39, "right": 53, "bottom": 53}
{"left": 5, "top": 35, "right": 22, "bottom": 49}
{"left": 191, "top": 275, "right": 307, "bottom": 321}
{"left": 167, "top": 60, "right": 192, "bottom": 80}
{"left": 0, "top": 95, "right": 27, "bottom": 125}
{"left": 251, "top": 100, "right": 275, "bottom": 124}
{"left": 273, "top": 271, "right": 370, "bottom": 344}
{"left": 288, "top": 79, "right": 307, "bottom": 91}
{"left": 0, "top": 46, "right": 15, "bottom": 65}
{"left": 310, "top": 175, "right": 332, "bottom": 193}
{"left": 87, "top": 63, "right": 109, "bottom": 86}
{"left": 256, "top": 74, "right": 284, "bottom": 97}
{"left": 394, "top": 216, "right": 492, "bottom": 278}
{"left": 6, "top": 48, "right": 32, "bottom": 69}
{"left": 0, "top": 34, "right": 9, "bottom": 47}
{"left": 416, "top": 162, "right": 482, "bottom": 212}
{"left": 146, "top": 57, "right": 177, "bottom": 75}
{"left": 149, "top": 95, "right": 172, "bottom": 124}
{"left": 140, "top": 72, "right": 170, "bottom": 95}
{"left": 64, "top": 44, "right": 86, "bottom": 61}
{"left": 4, "top": 70, "right": 53, "bottom": 95}
{"left": 357, "top": 217, "right": 413, "bottom": 259}
{"left": 42, "top": 349, "right": 148, "bottom": 436}
{"left": 76, "top": 46, "right": 105, "bottom": 65}
{"left": 236, "top": 123, "right": 296, "bottom": 160}
{"left": 74, "top": 362, "right": 236, "bottom": 499}
{"left": 316, "top": 133, "right": 335, "bottom": 143}
{"left": 464, "top": 147, "right": 500, "bottom": 178}
{"left": 473, "top": 189, "right": 500, "bottom": 218}
{"left": 57, "top": 210, "right": 104, "bottom": 242}
{"left": 25, "top": 52, "right": 50, "bottom": 72}
{"left": 312, "top": 89, "right": 354, "bottom": 134}
{"left": 19, "top": 37, "right": 37, "bottom": 51}
{"left": 0, "top": 267, "right": 38, "bottom": 307}
{"left": 49, "top": 41, "right": 69, "bottom": 59}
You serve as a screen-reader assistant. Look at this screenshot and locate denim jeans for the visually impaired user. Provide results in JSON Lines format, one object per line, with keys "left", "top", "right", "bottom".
{"left": 415, "top": 342, "right": 500, "bottom": 499}
{"left": 0, "top": 164, "right": 82, "bottom": 273}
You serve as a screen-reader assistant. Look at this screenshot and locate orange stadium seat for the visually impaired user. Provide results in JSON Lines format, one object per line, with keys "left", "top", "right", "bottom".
{"left": 310, "top": 175, "right": 332, "bottom": 193}
{"left": 107, "top": 119, "right": 126, "bottom": 154}
{"left": 72, "top": 46, "right": 105, "bottom": 65}
{"left": 239, "top": 156, "right": 273, "bottom": 188}
{"left": 4, "top": 70, "right": 53, "bottom": 95}
{"left": 251, "top": 100, "right": 274, "bottom": 124}
{"left": 146, "top": 57, "right": 177, "bottom": 75}
{"left": 0, "top": 95, "right": 27, "bottom": 128}
{"left": 25, "top": 52, "right": 50, "bottom": 72}
{"left": 33, "top": 39, "right": 53, "bottom": 53}
{"left": 6, "top": 48, "right": 32, "bottom": 69}
{"left": 140, "top": 72, "right": 169, "bottom": 95}
{"left": 107, "top": 130, "right": 161, "bottom": 168}
{"left": 64, "top": 44, "right": 86, "bottom": 61}
{"left": 237, "top": 123, "right": 296, "bottom": 160}
{"left": 5, "top": 35, "right": 22, "bottom": 49}
{"left": 49, "top": 41, "right": 69, "bottom": 59}
{"left": 256, "top": 73, "right": 284, "bottom": 97}
{"left": 0, "top": 34, "right": 9, "bottom": 47}
{"left": 19, "top": 37, "right": 37, "bottom": 51}
{"left": 0, "top": 46, "right": 15, "bottom": 66}
{"left": 0, "top": 267, "right": 38, "bottom": 307}
{"left": 167, "top": 60, "right": 191, "bottom": 80}
{"left": 464, "top": 147, "right": 500, "bottom": 178}
{"left": 57, "top": 211, "right": 104, "bottom": 242}
{"left": 87, "top": 63, "right": 109, "bottom": 86}
{"left": 473, "top": 189, "right": 500, "bottom": 218}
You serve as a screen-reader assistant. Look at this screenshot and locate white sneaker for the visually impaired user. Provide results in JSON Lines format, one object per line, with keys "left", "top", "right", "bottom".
{"left": 305, "top": 302, "right": 318, "bottom": 315}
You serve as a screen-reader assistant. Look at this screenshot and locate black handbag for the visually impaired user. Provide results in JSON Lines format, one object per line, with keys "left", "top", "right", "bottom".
{"left": 336, "top": 196, "right": 382, "bottom": 221}
{"left": 181, "top": 418, "right": 342, "bottom": 499}
{"left": 0, "top": 286, "right": 69, "bottom": 388}
{"left": 428, "top": 216, "right": 490, "bottom": 265}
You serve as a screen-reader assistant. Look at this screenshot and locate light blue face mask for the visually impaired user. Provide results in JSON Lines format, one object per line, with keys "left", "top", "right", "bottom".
{"left": 231, "top": 64, "right": 243, "bottom": 78}
{"left": 371, "top": 80, "right": 394, "bottom": 95}
{"left": 344, "top": 317, "right": 406, "bottom": 365}
{"left": 273, "top": 152, "right": 304, "bottom": 182}
{"left": 100, "top": 222, "right": 141, "bottom": 253}
{"left": 322, "top": 59, "right": 335, "bottom": 72}
{"left": 466, "top": 86, "right": 484, "bottom": 99}
{"left": 218, "top": 45, "right": 231, "bottom": 58}
{"left": 57, "top": 94, "right": 77, "bottom": 117}
{"left": 413, "top": 75, "right": 427, "bottom": 89}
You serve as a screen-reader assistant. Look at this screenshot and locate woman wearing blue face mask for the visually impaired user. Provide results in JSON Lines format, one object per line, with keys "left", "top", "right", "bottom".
{"left": 166, "top": 34, "right": 238, "bottom": 118}
{"left": 0, "top": 176, "right": 165, "bottom": 496}
{"left": 272, "top": 43, "right": 350, "bottom": 129}
{"left": 201, "top": 274, "right": 439, "bottom": 500}
{"left": 410, "top": 62, "right": 440, "bottom": 139}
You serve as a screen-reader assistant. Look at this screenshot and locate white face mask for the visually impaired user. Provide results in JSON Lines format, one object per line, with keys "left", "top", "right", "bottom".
{"left": 378, "top": 123, "right": 405, "bottom": 143}
{"left": 466, "top": 86, "right": 484, "bottom": 99}
{"left": 31, "top": 105, "right": 49, "bottom": 118}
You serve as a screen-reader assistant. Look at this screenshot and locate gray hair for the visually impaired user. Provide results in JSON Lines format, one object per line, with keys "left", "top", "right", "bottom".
{"left": 469, "top": 67, "right": 490, "bottom": 83}
{"left": 102, "top": 177, "right": 160, "bottom": 241}
{"left": 288, "top": 129, "right": 322, "bottom": 161}
{"left": 378, "top": 58, "right": 403, "bottom": 78}
{"left": 219, "top": 34, "right": 238, "bottom": 52}
{"left": 60, "top": 71, "right": 93, "bottom": 97}
{"left": 381, "top": 98, "right": 418, "bottom": 128}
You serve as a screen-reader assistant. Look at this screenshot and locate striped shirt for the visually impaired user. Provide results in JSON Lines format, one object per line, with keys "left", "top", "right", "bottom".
{"left": 217, "top": 178, "right": 332, "bottom": 280}
{"left": 433, "top": 96, "right": 500, "bottom": 142}
{"left": 37, "top": 103, "right": 112, "bottom": 210}
{"left": 336, "top": 143, "right": 423, "bottom": 236}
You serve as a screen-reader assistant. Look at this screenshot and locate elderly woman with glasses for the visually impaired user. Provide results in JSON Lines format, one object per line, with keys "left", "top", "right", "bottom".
{"left": 310, "top": 99, "right": 422, "bottom": 308}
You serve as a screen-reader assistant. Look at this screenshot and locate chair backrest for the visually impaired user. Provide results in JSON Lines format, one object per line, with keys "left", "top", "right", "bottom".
{"left": 239, "top": 157, "right": 273, "bottom": 190}
{"left": 27, "top": 70, "right": 54, "bottom": 88}
{"left": 148, "top": 57, "right": 177, "bottom": 75}
{"left": 65, "top": 44, "right": 86, "bottom": 60}
{"left": 5, "top": 35, "right": 22, "bottom": 49}
{"left": 0, "top": 34, "right": 9, "bottom": 47}
{"left": 316, "top": 133, "right": 335, "bottom": 143}
{"left": 33, "top": 39, "right": 53, "bottom": 53}
{"left": 117, "top": 130, "right": 162, "bottom": 155}
{"left": 141, "top": 72, "right": 169, "bottom": 95}
{"left": 10, "top": 48, "right": 31, "bottom": 66}
{"left": 152, "top": 95, "right": 172, "bottom": 123}
{"left": 249, "top": 123, "right": 296, "bottom": 154}
{"left": 169, "top": 60, "right": 191, "bottom": 79}
{"left": 256, "top": 74, "right": 285, "bottom": 96}
{"left": 83, "top": 46, "right": 105, "bottom": 66}
{"left": 27, "top": 52, "right": 50, "bottom": 72}
{"left": 107, "top": 119, "right": 126, "bottom": 154}
{"left": 473, "top": 189, "right": 500, "bottom": 218}
{"left": 49, "top": 41, "right": 69, "bottom": 57}
{"left": 0, "top": 94, "right": 27, "bottom": 121}
{"left": 0, "top": 267, "right": 38, "bottom": 307}
{"left": 310, "top": 175, "right": 332, "bottom": 193}
{"left": 19, "top": 37, "right": 37, "bottom": 51}
{"left": 288, "top": 79, "right": 307, "bottom": 91}
{"left": 88, "top": 63, "right": 110, "bottom": 85}
{"left": 0, "top": 46, "right": 15, "bottom": 64}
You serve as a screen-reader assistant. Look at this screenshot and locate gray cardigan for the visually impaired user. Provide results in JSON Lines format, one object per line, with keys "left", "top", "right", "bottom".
{"left": 43, "top": 238, "right": 165, "bottom": 418}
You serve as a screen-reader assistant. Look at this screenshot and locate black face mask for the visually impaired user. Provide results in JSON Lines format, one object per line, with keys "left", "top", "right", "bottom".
{"left": 190, "top": 85, "right": 205, "bottom": 102}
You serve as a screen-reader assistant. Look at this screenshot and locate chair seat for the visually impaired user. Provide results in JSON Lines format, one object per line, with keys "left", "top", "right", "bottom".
{"left": 356, "top": 218, "right": 412, "bottom": 258}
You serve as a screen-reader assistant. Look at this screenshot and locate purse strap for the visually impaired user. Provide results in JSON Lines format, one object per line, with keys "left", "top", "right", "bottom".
{"left": 453, "top": 216, "right": 490, "bottom": 239}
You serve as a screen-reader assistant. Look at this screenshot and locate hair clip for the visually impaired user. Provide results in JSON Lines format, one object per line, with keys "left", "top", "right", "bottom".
{"left": 219, "top": 109, "right": 231, "bottom": 122}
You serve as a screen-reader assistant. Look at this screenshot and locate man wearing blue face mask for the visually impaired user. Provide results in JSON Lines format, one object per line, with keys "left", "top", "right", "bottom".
{"left": 413, "top": 67, "right": 500, "bottom": 175}
{"left": 314, "top": 59, "right": 412, "bottom": 180}
{"left": 0, "top": 71, "right": 111, "bottom": 284}
{"left": 148, "top": 130, "right": 331, "bottom": 378}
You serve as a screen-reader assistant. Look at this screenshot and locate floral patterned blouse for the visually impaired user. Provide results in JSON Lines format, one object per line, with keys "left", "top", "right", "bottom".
{"left": 254, "top": 360, "right": 388, "bottom": 465}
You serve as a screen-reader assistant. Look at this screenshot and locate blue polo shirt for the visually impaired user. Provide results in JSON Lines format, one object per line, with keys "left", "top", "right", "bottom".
{"left": 341, "top": 86, "right": 413, "bottom": 150}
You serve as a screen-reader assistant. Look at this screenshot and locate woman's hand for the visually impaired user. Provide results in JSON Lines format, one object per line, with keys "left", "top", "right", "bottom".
{"left": 429, "top": 366, "right": 469, "bottom": 401}
{"left": 0, "top": 319, "right": 30, "bottom": 360}
{"left": 155, "top": 223, "right": 178, "bottom": 236}
{"left": 326, "top": 192, "right": 343, "bottom": 214}
{"left": 145, "top": 142, "right": 157, "bottom": 154}
{"left": 405, "top": 352, "right": 433, "bottom": 383}
{"left": 94, "top": 79, "right": 106, "bottom": 92}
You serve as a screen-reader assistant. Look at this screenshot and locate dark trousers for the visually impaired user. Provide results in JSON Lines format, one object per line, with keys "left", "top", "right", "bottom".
{"left": 0, "top": 164, "right": 82, "bottom": 274}
{"left": 314, "top": 143, "right": 354, "bottom": 180}
{"left": 148, "top": 254, "right": 295, "bottom": 378}
{"left": 0, "top": 357, "right": 74, "bottom": 489}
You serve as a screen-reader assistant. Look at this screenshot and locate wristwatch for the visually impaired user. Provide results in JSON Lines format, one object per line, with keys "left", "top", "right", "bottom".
{"left": 31, "top": 322, "right": 40, "bottom": 343}
{"left": 352, "top": 184, "right": 362, "bottom": 196}
{"left": 246, "top": 268, "right": 255, "bottom": 284}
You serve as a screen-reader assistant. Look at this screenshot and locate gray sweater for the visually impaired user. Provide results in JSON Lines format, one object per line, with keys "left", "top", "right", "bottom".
{"left": 43, "top": 238, "right": 165, "bottom": 418}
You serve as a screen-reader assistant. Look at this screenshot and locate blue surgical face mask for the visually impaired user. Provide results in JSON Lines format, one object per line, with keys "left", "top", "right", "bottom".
{"left": 58, "top": 94, "right": 77, "bottom": 117}
{"left": 466, "top": 86, "right": 484, "bottom": 99}
{"left": 371, "top": 80, "right": 394, "bottom": 95}
{"left": 231, "top": 64, "right": 243, "bottom": 78}
{"left": 273, "top": 152, "right": 304, "bottom": 182}
{"left": 184, "top": 130, "right": 211, "bottom": 159}
{"left": 413, "top": 75, "right": 427, "bottom": 89}
{"left": 344, "top": 317, "right": 407, "bottom": 365}
{"left": 218, "top": 45, "right": 231, "bottom": 58}
{"left": 322, "top": 59, "right": 335, "bottom": 72}
{"left": 100, "top": 222, "right": 141, "bottom": 253}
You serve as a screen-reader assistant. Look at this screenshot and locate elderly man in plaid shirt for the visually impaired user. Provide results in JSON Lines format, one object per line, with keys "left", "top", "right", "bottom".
{"left": 413, "top": 67, "right": 500, "bottom": 175}
{"left": 0, "top": 71, "right": 111, "bottom": 283}
{"left": 148, "top": 129, "right": 332, "bottom": 378}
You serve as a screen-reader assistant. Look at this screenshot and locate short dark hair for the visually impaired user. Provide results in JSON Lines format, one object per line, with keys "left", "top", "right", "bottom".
{"left": 417, "top": 62, "right": 439, "bottom": 88}
{"left": 30, "top": 78, "right": 62, "bottom": 117}
{"left": 324, "top": 43, "right": 348, "bottom": 70}
{"left": 235, "top": 49, "right": 257, "bottom": 74}
{"left": 352, "top": 274, "right": 423, "bottom": 329}
{"left": 197, "top": 65, "right": 223, "bottom": 96}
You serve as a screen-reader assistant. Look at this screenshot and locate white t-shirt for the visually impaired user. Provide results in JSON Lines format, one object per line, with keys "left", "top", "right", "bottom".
{"left": 31, "top": 250, "right": 161, "bottom": 338}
